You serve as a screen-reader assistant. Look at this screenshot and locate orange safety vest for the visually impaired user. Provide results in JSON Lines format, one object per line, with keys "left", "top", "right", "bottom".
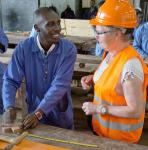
{"left": 92, "top": 45, "right": 148, "bottom": 143}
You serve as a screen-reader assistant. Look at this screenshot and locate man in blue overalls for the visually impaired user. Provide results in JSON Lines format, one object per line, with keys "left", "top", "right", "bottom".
{"left": 2, "top": 7, "right": 77, "bottom": 129}
{"left": 0, "top": 28, "right": 8, "bottom": 114}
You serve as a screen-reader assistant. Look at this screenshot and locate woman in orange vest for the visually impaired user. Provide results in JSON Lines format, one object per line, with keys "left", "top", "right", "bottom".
{"left": 81, "top": 0, "right": 148, "bottom": 143}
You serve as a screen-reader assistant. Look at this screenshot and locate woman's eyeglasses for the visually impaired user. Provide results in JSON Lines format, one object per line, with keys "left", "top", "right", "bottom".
{"left": 94, "top": 30, "right": 113, "bottom": 36}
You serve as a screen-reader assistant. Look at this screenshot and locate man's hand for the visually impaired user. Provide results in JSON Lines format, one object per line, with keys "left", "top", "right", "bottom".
{"left": 0, "top": 42, "right": 5, "bottom": 53}
{"left": 3, "top": 107, "right": 16, "bottom": 126}
{"left": 81, "top": 75, "right": 94, "bottom": 90}
{"left": 22, "top": 113, "right": 39, "bottom": 129}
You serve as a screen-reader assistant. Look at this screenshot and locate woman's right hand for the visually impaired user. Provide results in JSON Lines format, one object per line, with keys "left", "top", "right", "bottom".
{"left": 81, "top": 75, "right": 93, "bottom": 90}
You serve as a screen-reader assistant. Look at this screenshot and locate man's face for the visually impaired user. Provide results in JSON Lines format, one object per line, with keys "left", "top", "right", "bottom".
{"left": 36, "top": 11, "right": 61, "bottom": 44}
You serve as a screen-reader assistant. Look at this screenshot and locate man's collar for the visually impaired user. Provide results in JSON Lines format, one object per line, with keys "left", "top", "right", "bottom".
{"left": 37, "top": 35, "right": 55, "bottom": 56}
{"left": 31, "top": 36, "right": 61, "bottom": 55}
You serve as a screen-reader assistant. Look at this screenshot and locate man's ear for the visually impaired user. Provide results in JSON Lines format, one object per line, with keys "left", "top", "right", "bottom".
{"left": 34, "top": 24, "right": 40, "bottom": 32}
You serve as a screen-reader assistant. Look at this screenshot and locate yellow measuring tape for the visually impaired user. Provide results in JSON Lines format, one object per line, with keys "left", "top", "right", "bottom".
{"left": 28, "top": 134, "right": 98, "bottom": 148}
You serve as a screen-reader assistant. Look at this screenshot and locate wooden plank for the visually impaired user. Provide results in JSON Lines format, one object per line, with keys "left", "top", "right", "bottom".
{"left": 82, "top": 0, "right": 91, "bottom": 8}
{"left": 5, "top": 19, "right": 94, "bottom": 48}
{"left": 11, "top": 125, "right": 148, "bottom": 150}
{"left": 61, "top": 19, "right": 94, "bottom": 37}
{"left": 6, "top": 32, "right": 94, "bottom": 52}
{"left": 6, "top": 20, "right": 94, "bottom": 39}
{"left": 1, "top": 50, "right": 101, "bottom": 65}
{"left": 77, "top": 54, "right": 100, "bottom": 64}
{"left": 1, "top": 124, "right": 146, "bottom": 150}
{"left": 82, "top": 0, "right": 98, "bottom": 8}
{"left": 0, "top": 48, "right": 14, "bottom": 57}
{"left": 0, "top": 56, "right": 98, "bottom": 81}
{"left": 64, "top": 36, "right": 93, "bottom": 45}
{"left": 1, "top": 51, "right": 148, "bottom": 79}
{"left": 0, "top": 139, "right": 69, "bottom": 150}
{"left": 0, "top": 57, "right": 10, "bottom": 64}
{"left": 2, "top": 52, "right": 148, "bottom": 81}
{"left": 74, "top": 62, "right": 97, "bottom": 73}
{"left": 0, "top": 53, "right": 99, "bottom": 75}
{"left": 6, "top": 32, "right": 28, "bottom": 45}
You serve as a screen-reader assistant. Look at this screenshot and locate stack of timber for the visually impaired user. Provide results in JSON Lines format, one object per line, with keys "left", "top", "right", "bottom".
{"left": 6, "top": 19, "right": 96, "bottom": 54}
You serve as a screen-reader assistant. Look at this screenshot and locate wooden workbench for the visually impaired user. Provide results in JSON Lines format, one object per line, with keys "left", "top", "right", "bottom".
{"left": 6, "top": 32, "right": 95, "bottom": 54}
{"left": 6, "top": 32, "right": 28, "bottom": 45}
{"left": 0, "top": 124, "right": 148, "bottom": 150}
{"left": 2, "top": 49, "right": 148, "bottom": 79}
{"left": 0, "top": 49, "right": 99, "bottom": 78}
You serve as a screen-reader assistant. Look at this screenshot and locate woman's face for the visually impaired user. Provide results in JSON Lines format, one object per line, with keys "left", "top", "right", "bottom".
{"left": 95, "top": 25, "right": 116, "bottom": 50}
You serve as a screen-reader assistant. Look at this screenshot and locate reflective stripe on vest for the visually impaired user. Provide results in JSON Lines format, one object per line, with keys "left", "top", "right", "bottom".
{"left": 94, "top": 95, "right": 144, "bottom": 131}
{"left": 94, "top": 94, "right": 112, "bottom": 105}
{"left": 93, "top": 114, "right": 144, "bottom": 132}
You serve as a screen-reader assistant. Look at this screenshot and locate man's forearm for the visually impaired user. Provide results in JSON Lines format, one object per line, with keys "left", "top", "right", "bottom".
{"left": 2, "top": 80, "right": 18, "bottom": 109}
{"left": 37, "top": 84, "right": 69, "bottom": 115}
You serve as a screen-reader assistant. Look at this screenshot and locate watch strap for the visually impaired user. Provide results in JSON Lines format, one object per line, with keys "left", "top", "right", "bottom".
{"left": 34, "top": 111, "right": 43, "bottom": 120}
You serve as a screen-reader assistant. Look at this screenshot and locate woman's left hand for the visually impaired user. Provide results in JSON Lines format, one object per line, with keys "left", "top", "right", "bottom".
{"left": 82, "top": 102, "right": 97, "bottom": 115}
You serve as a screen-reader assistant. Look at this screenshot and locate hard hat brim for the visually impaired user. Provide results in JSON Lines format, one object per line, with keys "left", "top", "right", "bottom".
{"left": 90, "top": 17, "right": 138, "bottom": 28}
{"left": 90, "top": 18, "right": 99, "bottom": 26}
{"left": 90, "top": 0, "right": 138, "bottom": 28}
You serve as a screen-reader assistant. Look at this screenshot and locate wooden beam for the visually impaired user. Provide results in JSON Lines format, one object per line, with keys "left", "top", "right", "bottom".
{"left": 77, "top": 54, "right": 101, "bottom": 64}
{"left": 61, "top": 19, "right": 94, "bottom": 37}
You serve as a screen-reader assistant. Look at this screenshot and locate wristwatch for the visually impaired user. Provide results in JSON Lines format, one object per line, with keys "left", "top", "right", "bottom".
{"left": 34, "top": 111, "right": 43, "bottom": 120}
{"left": 97, "top": 105, "right": 108, "bottom": 115}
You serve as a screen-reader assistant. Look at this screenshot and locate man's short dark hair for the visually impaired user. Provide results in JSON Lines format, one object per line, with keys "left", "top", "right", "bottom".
{"left": 49, "top": 5, "right": 58, "bottom": 14}
{"left": 33, "top": 7, "right": 58, "bottom": 24}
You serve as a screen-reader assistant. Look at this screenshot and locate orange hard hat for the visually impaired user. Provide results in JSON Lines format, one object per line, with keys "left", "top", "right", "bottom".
{"left": 90, "top": 0, "right": 138, "bottom": 28}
